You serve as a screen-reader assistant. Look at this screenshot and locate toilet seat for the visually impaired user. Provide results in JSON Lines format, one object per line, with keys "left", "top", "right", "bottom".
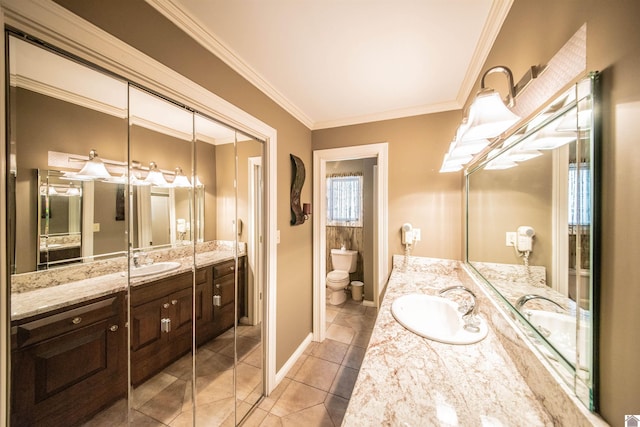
{"left": 326, "top": 270, "right": 350, "bottom": 305}
{"left": 327, "top": 270, "right": 349, "bottom": 282}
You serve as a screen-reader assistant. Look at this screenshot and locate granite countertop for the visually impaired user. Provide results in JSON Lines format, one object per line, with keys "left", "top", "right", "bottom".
{"left": 11, "top": 248, "right": 242, "bottom": 321}
{"left": 343, "top": 255, "right": 554, "bottom": 426}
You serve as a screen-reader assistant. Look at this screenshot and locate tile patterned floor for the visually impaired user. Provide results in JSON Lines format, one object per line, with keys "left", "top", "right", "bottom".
{"left": 83, "top": 324, "right": 263, "bottom": 427}
{"left": 242, "top": 299, "right": 377, "bottom": 426}
{"left": 82, "top": 299, "right": 375, "bottom": 426}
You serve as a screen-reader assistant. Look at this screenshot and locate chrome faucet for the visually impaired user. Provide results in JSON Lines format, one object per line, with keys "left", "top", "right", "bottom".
{"left": 132, "top": 252, "right": 147, "bottom": 268}
{"left": 515, "top": 294, "right": 565, "bottom": 313}
{"left": 439, "top": 285, "right": 480, "bottom": 332}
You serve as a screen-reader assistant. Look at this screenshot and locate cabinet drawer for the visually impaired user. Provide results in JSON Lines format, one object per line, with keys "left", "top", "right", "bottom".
{"left": 14, "top": 295, "right": 121, "bottom": 349}
{"left": 213, "top": 259, "right": 237, "bottom": 277}
{"left": 131, "top": 271, "right": 193, "bottom": 306}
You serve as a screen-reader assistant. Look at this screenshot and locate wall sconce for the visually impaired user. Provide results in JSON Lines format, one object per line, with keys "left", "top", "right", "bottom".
{"left": 440, "top": 64, "right": 546, "bottom": 173}
{"left": 303, "top": 203, "right": 312, "bottom": 220}
{"left": 76, "top": 149, "right": 112, "bottom": 180}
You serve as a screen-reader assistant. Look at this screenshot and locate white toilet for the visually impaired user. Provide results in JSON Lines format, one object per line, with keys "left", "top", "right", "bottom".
{"left": 326, "top": 248, "right": 358, "bottom": 305}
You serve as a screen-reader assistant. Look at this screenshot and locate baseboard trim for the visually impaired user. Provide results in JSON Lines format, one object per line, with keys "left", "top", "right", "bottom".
{"left": 274, "top": 333, "right": 313, "bottom": 388}
{"left": 362, "top": 299, "right": 376, "bottom": 307}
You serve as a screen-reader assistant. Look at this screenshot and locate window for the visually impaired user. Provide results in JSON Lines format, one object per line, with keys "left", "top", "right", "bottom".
{"left": 568, "top": 162, "right": 590, "bottom": 226}
{"left": 326, "top": 174, "right": 363, "bottom": 226}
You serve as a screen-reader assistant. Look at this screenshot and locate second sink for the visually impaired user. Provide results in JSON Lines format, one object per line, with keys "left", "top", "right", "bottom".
{"left": 130, "top": 261, "right": 181, "bottom": 278}
{"left": 391, "top": 293, "right": 488, "bottom": 345}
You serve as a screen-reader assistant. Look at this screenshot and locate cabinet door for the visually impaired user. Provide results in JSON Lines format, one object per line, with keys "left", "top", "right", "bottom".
{"left": 168, "top": 286, "right": 193, "bottom": 342}
{"left": 11, "top": 313, "right": 125, "bottom": 426}
{"left": 214, "top": 274, "right": 235, "bottom": 307}
{"left": 131, "top": 296, "right": 165, "bottom": 353}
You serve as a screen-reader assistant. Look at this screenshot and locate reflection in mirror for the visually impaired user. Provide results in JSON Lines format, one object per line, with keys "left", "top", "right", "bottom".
{"left": 8, "top": 33, "right": 130, "bottom": 426}
{"left": 7, "top": 30, "right": 266, "bottom": 426}
{"left": 37, "top": 169, "right": 83, "bottom": 269}
{"left": 466, "top": 73, "right": 599, "bottom": 409}
{"left": 128, "top": 85, "right": 196, "bottom": 419}
{"left": 234, "top": 132, "right": 264, "bottom": 421}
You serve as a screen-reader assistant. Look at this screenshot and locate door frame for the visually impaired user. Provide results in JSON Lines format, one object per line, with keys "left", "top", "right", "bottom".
{"left": 312, "top": 143, "right": 388, "bottom": 342}
{"left": 246, "top": 156, "right": 263, "bottom": 326}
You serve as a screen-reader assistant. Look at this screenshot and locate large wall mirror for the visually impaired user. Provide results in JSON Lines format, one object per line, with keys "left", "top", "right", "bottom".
{"left": 466, "top": 72, "right": 600, "bottom": 409}
{"left": 7, "top": 30, "right": 265, "bottom": 426}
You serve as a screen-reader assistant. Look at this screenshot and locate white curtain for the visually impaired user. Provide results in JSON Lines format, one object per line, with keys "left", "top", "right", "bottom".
{"left": 326, "top": 173, "right": 363, "bottom": 227}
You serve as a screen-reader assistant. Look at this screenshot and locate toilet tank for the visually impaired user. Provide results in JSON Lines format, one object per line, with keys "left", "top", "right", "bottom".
{"left": 330, "top": 249, "right": 358, "bottom": 273}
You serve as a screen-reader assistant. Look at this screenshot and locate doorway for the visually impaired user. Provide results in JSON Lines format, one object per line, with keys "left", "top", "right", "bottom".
{"left": 312, "top": 143, "right": 388, "bottom": 342}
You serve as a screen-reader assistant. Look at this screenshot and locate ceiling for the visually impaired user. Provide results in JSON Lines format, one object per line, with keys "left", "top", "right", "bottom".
{"left": 148, "top": 0, "right": 513, "bottom": 130}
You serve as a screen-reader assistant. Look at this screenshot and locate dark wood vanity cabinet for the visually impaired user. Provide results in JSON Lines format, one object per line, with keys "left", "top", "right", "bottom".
{"left": 10, "top": 293, "right": 126, "bottom": 427}
{"left": 130, "top": 258, "right": 245, "bottom": 384}
{"left": 196, "top": 256, "right": 246, "bottom": 345}
{"left": 130, "top": 271, "right": 195, "bottom": 386}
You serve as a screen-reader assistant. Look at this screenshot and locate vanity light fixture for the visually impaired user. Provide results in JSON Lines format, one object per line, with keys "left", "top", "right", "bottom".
{"left": 76, "top": 149, "right": 112, "bottom": 180}
{"left": 439, "top": 65, "right": 546, "bottom": 173}
{"left": 144, "top": 162, "right": 169, "bottom": 187}
{"left": 461, "top": 66, "right": 521, "bottom": 141}
{"left": 172, "top": 167, "right": 192, "bottom": 188}
{"left": 194, "top": 176, "right": 204, "bottom": 188}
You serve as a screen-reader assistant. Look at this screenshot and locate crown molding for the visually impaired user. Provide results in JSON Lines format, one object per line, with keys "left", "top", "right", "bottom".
{"left": 312, "top": 100, "right": 461, "bottom": 130}
{"left": 11, "top": 74, "right": 128, "bottom": 118}
{"left": 146, "top": 0, "right": 315, "bottom": 129}
{"left": 455, "top": 0, "right": 514, "bottom": 109}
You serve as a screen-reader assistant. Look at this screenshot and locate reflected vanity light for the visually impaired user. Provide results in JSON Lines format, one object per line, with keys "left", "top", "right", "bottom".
{"left": 171, "top": 167, "right": 192, "bottom": 188}
{"left": 484, "top": 149, "right": 518, "bottom": 170}
{"left": 144, "top": 162, "right": 169, "bottom": 187}
{"left": 76, "top": 149, "right": 112, "bottom": 180}
{"left": 65, "top": 183, "right": 81, "bottom": 196}
{"left": 40, "top": 185, "right": 59, "bottom": 195}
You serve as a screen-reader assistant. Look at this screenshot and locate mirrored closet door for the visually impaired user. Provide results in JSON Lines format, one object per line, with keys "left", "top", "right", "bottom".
{"left": 6, "top": 31, "right": 265, "bottom": 426}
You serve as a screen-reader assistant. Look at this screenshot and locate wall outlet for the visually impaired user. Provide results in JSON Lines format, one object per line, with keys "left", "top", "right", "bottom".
{"left": 276, "top": 229, "right": 280, "bottom": 244}
{"left": 93, "top": 223, "right": 100, "bottom": 232}
{"left": 413, "top": 228, "right": 421, "bottom": 241}
{"left": 506, "top": 231, "right": 516, "bottom": 246}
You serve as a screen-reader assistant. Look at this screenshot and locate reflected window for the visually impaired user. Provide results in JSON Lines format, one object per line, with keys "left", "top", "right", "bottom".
{"left": 326, "top": 173, "right": 363, "bottom": 226}
{"left": 568, "top": 162, "right": 591, "bottom": 226}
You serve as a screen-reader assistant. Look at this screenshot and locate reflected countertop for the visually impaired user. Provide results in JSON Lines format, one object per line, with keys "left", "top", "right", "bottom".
{"left": 343, "top": 255, "right": 553, "bottom": 426}
{"left": 11, "top": 248, "right": 243, "bottom": 322}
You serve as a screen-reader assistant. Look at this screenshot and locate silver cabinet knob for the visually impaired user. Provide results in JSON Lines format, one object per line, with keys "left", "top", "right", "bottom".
{"left": 171, "top": 299, "right": 178, "bottom": 305}
{"left": 72, "top": 317, "right": 82, "bottom": 325}
{"left": 163, "top": 303, "right": 170, "bottom": 309}
{"left": 109, "top": 325, "right": 119, "bottom": 332}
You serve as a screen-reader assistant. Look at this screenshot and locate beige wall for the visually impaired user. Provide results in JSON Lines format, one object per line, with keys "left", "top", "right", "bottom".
{"left": 53, "top": 0, "right": 314, "bottom": 371}
{"left": 313, "top": 112, "right": 464, "bottom": 266}
{"left": 476, "top": 1, "right": 640, "bottom": 422}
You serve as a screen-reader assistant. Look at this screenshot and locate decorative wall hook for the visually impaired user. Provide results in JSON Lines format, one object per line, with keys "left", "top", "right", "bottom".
{"left": 290, "top": 154, "right": 307, "bottom": 225}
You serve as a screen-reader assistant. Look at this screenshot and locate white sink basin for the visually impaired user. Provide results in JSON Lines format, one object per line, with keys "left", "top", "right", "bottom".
{"left": 391, "top": 293, "right": 488, "bottom": 345}
{"left": 129, "top": 261, "right": 181, "bottom": 278}
{"left": 524, "top": 309, "right": 589, "bottom": 367}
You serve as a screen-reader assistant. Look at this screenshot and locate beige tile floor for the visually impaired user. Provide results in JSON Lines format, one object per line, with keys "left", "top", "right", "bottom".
{"left": 83, "top": 324, "right": 263, "bottom": 427}
{"left": 82, "top": 298, "right": 376, "bottom": 427}
{"left": 241, "top": 298, "right": 377, "bottom": 427}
